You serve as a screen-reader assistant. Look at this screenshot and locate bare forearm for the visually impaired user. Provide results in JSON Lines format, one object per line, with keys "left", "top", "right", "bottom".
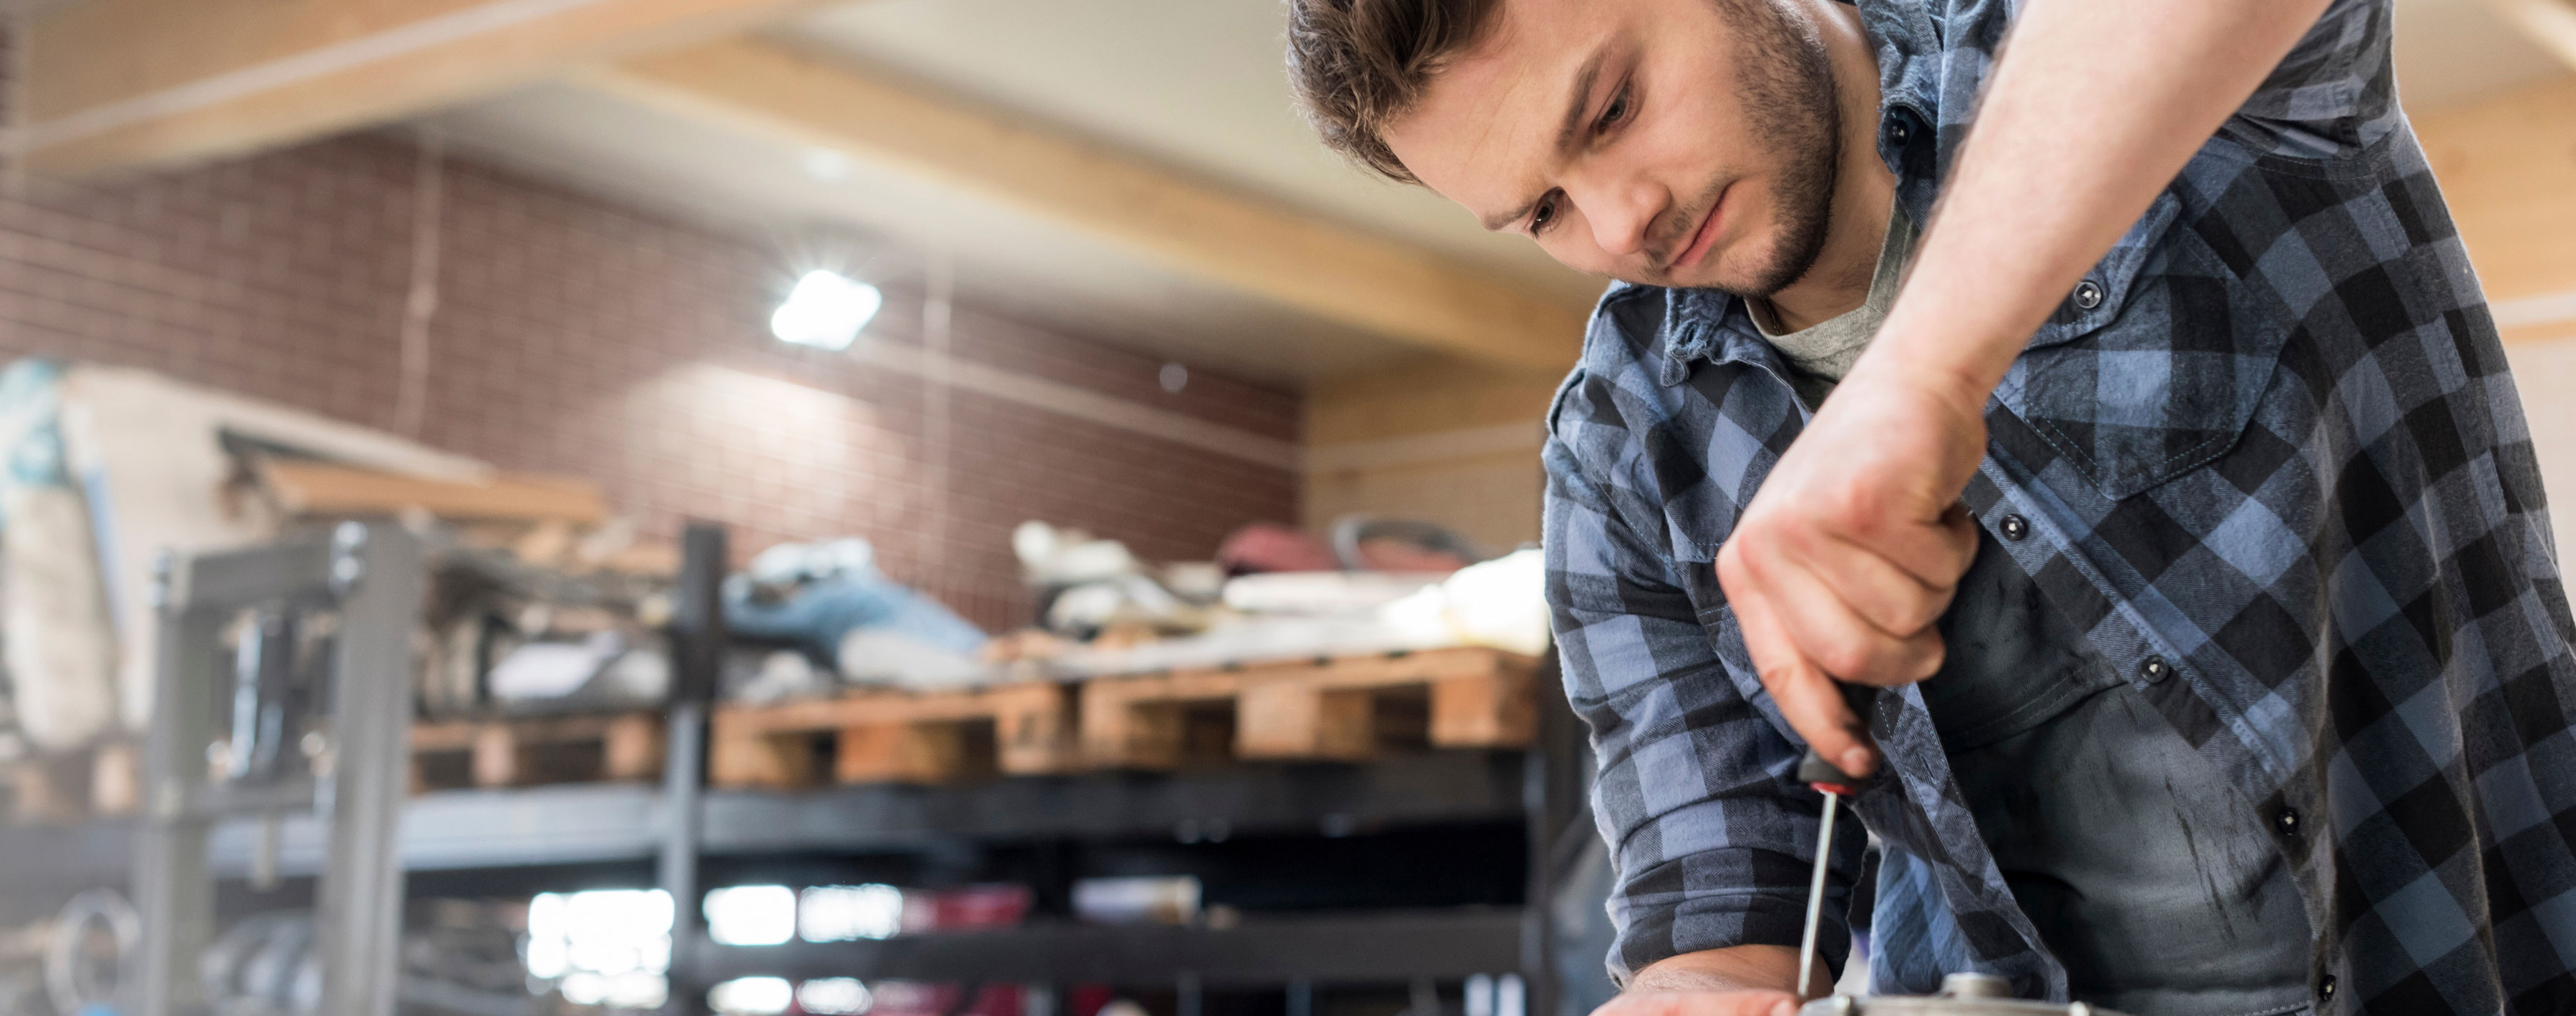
{"left": 1589, "top": 947, "right": 1814, "bottom": 1016}
{"left": 1629, "top": 945, "right": 1828, "bottom": 997}
{"left": 1863, "top": 0, "right": 2336, "bottom": 406}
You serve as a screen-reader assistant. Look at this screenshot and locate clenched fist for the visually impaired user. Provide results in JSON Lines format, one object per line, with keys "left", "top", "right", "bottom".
{"left": 1716, "top": 361, "right": 1986, "bottom": 778}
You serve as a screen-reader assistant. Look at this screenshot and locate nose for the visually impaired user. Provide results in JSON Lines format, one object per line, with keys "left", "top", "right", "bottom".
{"left": 1564, "top": 165, "right": 1663, "bottom": 258}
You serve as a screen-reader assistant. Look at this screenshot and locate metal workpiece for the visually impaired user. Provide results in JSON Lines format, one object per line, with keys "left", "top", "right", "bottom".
{"left": 1800, "top": 975, "right": 2131, "bottom": 1016}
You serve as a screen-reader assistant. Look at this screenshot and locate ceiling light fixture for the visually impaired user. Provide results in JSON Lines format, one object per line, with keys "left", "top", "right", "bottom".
{"left": 770, "top": 270, "right": 882, "bottom": 350}
{"left": 802, "top": 149, "right": 853, "bottom": 181}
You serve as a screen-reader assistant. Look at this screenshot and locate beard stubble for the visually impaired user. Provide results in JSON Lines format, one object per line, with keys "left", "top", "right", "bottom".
{"left": 1693, "top": 0, "right": 1843, "bottom": 298}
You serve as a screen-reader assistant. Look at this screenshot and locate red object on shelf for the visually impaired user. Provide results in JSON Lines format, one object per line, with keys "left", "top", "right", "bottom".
{"left": 1216, "top": 522, "right": 1338, "bottom": 573}
{"left": 1068, "top": 985, "right": 1116, "bottom": 1016}
{"left": 866, "top": 982, "right": 962, "bottom": 1016}
{"left": 962, "top": 984, "right": 1025, "bottom": 1016}
{"left": 944, "top": 884, "right": 1035, "bottom": 929}
{"left": 897, "top": 884, "right": 1034, "bottom": 934}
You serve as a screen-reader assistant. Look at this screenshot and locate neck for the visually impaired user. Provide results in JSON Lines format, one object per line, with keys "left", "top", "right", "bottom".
{"left": 1762, "top": 1, "right": 1897, "bottom": 333}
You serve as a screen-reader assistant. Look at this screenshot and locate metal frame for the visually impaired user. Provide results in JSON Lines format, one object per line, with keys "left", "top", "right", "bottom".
{"left": 688, "top": 909, "right": 1525, "bottom": 985}
{"left": 93, "top": 515, "right": 1584, "bottom": 1010}
{"left": 132, "top": 522, "right": 424, "bottom": 1016}
{"left": 659, "top": 522, "right": 726, "bottom": 1016}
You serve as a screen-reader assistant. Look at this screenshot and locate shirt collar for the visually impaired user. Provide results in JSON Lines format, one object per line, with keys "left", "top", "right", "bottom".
{"left": 1647, "top": 0, "right": 1940, "bottom": 389}
{"left": 1651, "top": 287, "right": 1802, "bottom": 389}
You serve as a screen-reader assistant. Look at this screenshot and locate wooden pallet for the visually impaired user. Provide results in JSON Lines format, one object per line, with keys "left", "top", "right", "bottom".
{"left": 1081, "top": 647, "right": 1538, "bottom": 769}
{"left": 710, "top": 682, "right": 1077, "bottom": 788}
{"left": 409, "top": 713, "right": 664, "bottom": 792}
{"left": 1, "top": 741, "right": 140, "bottom": 824}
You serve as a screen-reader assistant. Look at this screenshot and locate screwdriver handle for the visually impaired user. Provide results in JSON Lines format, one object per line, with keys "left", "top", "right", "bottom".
{"left": 1796, "top": 683, "right": 1881, "bottom": 796}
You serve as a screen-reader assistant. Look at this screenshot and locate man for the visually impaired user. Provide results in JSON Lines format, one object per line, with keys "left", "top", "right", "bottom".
{"left": 1287, "top": 0, "right": 2576, "bottom": 1013}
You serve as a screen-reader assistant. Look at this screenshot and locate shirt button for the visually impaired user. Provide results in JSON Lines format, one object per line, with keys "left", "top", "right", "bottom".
{"left": 1882, "top": 113, "right": 1914, "bottom": 149}
{"left": 2318, "top": 973, "right": 2336, "bottom": 1001}
{"left": 2275, "top": 807, "right": 2303, "bottom": 837}
{"left": 1998, "top": 514, "right": 2029, "bottom": 541}
{"left": 2139, "top": 655, "right": 2170, "bottom": 682}
{"left": 2072, "top": 279, "right": 2105, "bottom": 311}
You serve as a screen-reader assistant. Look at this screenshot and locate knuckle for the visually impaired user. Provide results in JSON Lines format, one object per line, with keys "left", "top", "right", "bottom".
{"left": 1819, "top": 643, "right": 1877, "bottom": 680}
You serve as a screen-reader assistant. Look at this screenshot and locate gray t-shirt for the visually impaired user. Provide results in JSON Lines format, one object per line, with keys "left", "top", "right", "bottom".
{"left": 1751, "top": 199, "right": 1918, "bottom": 407}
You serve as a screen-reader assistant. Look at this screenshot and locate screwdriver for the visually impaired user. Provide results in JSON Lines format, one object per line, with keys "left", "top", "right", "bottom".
{"left": 1793, "top": 683, "right": 1879, "bottom": 1000}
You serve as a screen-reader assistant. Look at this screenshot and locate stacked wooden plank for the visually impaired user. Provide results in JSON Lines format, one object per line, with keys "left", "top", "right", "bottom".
{"left": 710, "top": 681, "right": 1078, "bottom": 787}
{"left": 708, "top": 647, "right": 1538, "bottom": 788}
{"left": 1, "top": 650, "right": 1540, "bottom": 811}
{"left": 409, "top": 713, "right": 664, "bottom": 792}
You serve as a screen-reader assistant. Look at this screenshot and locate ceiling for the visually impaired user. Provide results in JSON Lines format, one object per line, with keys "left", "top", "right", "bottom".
{"left": 416, "top": 0, "right": 2570, "bottom": 388}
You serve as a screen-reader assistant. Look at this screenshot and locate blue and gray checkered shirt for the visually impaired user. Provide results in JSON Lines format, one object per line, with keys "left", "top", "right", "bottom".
{"left": 1542, "top": 0, "right": 2576, "bottom": 1012}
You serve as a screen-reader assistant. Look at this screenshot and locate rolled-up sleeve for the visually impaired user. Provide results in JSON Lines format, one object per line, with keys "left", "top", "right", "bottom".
{"left": 1543, "top": 376, "right": 1863, "bottom": 985}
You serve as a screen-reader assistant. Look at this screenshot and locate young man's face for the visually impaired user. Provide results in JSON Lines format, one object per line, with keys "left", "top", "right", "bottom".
{"left": 1382, "top": 0, "right": 1843, "bottom": 295}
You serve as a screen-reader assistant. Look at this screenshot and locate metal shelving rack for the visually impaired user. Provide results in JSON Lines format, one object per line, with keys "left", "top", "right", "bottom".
{"left": 0, "top": 754, "right": 1533, "bottom": 886}
{"left": 638, "top": 522, "right": 1591, "bottom": 1014}
{"left": 0, "top": 520, "right": 1594, "bottom": 1014}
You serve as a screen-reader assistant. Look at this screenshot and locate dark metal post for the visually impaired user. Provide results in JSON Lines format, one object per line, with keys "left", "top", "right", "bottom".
{"left": 1522, "top": 655, "right": 1581, "bottom": 1016}
{"left": 662, "top": 522, "right": 726, "bottom": 1015}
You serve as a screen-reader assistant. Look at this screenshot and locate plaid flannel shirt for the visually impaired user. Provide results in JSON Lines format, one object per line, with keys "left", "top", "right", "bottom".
{"left": 1541, "top": 0, "right": 2576, "bottom": 1011}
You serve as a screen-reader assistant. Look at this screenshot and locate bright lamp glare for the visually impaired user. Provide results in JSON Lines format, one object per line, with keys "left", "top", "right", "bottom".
{"left": 525, "top": 889, "right": 672, "bottom": 1007}
{"left": 708, "top": 977, "right": 794, "bottom": 1015}
{"left": 799, "top": 978, "right": 873, "bottom": 1015}
{"left": 771, "top": 270, "right": 882, "bottom": 350}
{"left": 705, "top": 884, "right": 798, "bottom": 946}
{"left": 799, "top": 884, "right": 904, "bottom": 942}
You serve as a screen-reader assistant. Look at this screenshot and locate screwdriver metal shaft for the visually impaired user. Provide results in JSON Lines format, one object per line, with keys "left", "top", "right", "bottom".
{"left": 1792, "top": 682, "right": 1878, "bottom": 1001}
{"left": 1796, "top": 788, "right": 1840, "bottom": 999}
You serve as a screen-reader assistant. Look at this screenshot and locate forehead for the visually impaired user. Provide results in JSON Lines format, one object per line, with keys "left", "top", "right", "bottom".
{"left": 1382, "top": 0, "right": 1636, "bottom": 215}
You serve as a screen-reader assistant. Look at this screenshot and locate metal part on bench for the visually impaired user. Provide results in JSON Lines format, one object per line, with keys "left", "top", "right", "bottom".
{"left": 1800, "top": 975, "right": 2131, "bottom": 1016}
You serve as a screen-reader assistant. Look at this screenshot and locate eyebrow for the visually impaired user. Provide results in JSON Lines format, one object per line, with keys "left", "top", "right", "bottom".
{"left": 1478, "top": 47, "right": 1609, "bottom": 232}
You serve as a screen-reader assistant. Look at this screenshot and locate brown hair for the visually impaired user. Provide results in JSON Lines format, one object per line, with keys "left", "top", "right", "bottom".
{"left": 1284, "top": 0, "right": 1503, "bottom": 183}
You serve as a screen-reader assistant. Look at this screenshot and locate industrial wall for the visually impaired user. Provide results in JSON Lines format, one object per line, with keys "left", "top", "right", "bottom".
{"left": 1302, "top": 359, "right": 1556, "bottom": 554}
{"left": 0, "top": 135, "right": 1299, "bottom": 630}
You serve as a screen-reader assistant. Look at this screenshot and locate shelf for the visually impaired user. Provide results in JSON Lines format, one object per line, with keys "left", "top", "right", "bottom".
{"left": 688, "top": 908, "right": 1528, "bottom": 985}
{"left": 0, "top": 751, "right": 1530, "bottom": 887}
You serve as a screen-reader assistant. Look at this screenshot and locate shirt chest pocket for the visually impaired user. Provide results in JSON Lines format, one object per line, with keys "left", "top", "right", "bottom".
{"left": 1652, "top": 499, "right": 1754, "bottom": 676}
{"left": 1993, "top": 191, "right": 2293, "bottom": 501}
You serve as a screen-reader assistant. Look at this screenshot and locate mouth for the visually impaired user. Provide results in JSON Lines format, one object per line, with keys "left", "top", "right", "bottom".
{"left": 1669, "top": 183, "right": 1730, "bottom": 275}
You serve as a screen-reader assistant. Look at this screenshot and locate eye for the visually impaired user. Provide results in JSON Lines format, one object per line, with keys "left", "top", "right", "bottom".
{"left": 1530, "top": 191, "right": 1563, "bottom": 234}
{"left": 1599, "top": 86, "right": 1631, "bottom": 130}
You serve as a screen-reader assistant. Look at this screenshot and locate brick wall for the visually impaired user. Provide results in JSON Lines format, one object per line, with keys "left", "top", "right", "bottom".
{"left": 0, "top": 135, "right": 1300, "bottom": 630}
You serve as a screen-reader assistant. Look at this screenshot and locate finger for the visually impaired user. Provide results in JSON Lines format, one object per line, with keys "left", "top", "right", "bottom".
{"left": 1943, "top": 503, "right": 1982, "bottom": 571}
{"left": 1835, "top": 499, "right": 1981, "bottom": 590}
{"left": 1727, "top": 578, "right": 1875, "bottom": 778}
{"left": 1792, "top": 533, "right": 1958, "bottom": 640}
{"left": 1745, "top": 544, "right": 1946, "bottom": 685}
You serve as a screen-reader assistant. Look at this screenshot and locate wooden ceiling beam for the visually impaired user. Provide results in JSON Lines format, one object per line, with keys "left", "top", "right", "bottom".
{"left": 2491, "top": 0, "right": 2576, "bottom": 69}
{"left": 5, "top": 0, "right": 824, "bottom": 176}
{"left": 580, "top": 38, "right": 1588, "bottom": 374}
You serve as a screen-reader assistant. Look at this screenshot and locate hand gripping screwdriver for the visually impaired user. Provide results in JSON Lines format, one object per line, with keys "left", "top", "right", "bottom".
{"left": 1794, "top": 682, "right": 1880, "bottom": 1000}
